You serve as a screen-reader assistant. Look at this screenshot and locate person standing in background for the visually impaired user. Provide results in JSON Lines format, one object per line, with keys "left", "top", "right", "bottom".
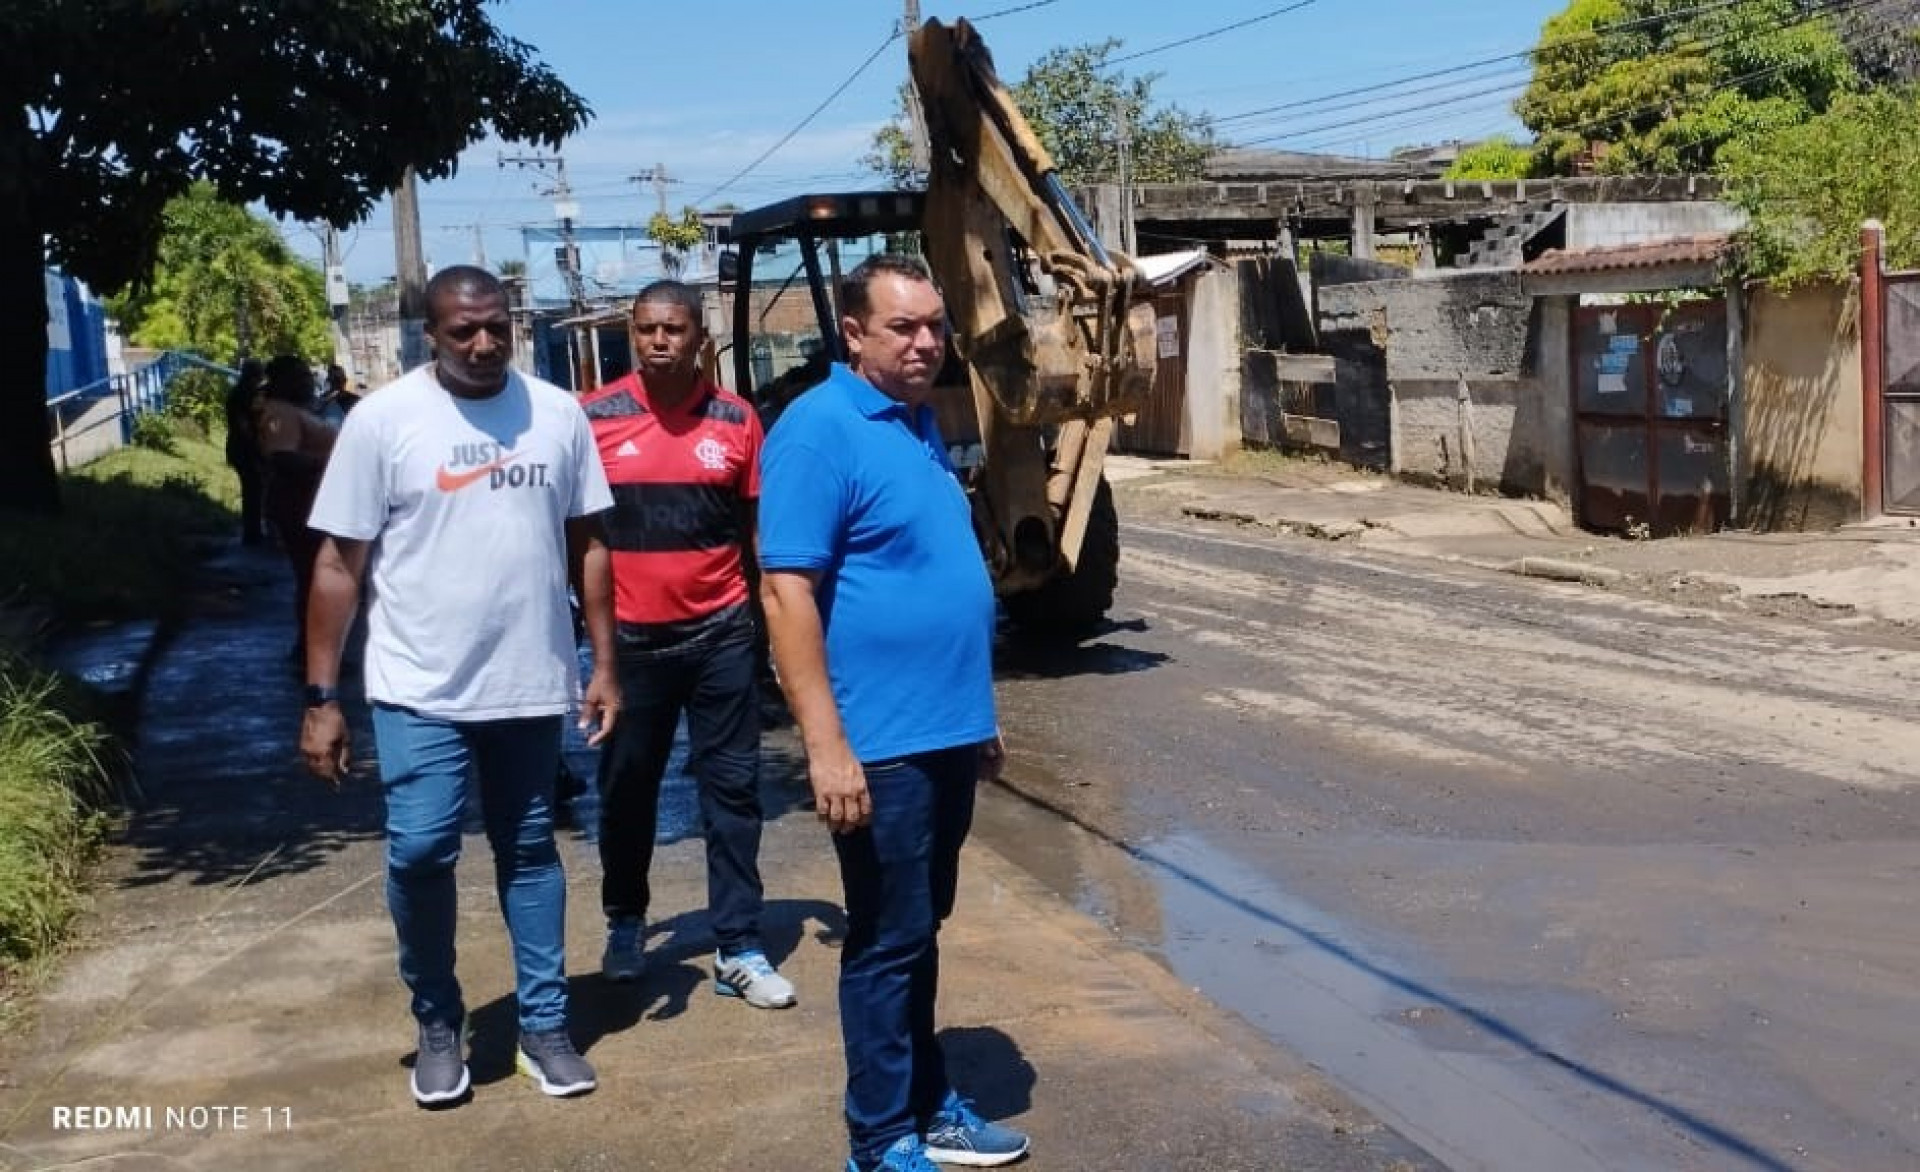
{"left": 580, "top": 280, "right": 793, "bottom": 1010}
{"left": 256, "top": 355, "right": 335, "bottom": 666}
{"left": 224, "top": 357, "right": 267, "bottom": 545}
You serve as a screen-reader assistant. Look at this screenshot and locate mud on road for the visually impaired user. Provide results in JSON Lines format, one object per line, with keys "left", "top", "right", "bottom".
{"left": 977, "top": 502, "right": 1920, "bottom": 1172}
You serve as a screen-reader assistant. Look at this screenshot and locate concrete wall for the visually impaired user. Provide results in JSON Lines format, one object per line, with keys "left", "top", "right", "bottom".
{"left": 1739, "top": 280, "right": 1862, "bottom": 530}
{"left": 1314, "top": 270, "right": 1559, "bottom": 487}
{"left": 1386, "top": 297, "right": 1573, "bottom": 500}
{"left": 1562, "top": 202, "right": 1746, "bottom": 250}
{"left": 1184, "top": 266, "right": 1243, "bottom": 460}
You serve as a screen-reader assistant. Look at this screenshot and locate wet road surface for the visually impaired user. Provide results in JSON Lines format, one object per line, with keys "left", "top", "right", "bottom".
{"left": 974, "top": 514, "right": 1920, "bottom": 1172}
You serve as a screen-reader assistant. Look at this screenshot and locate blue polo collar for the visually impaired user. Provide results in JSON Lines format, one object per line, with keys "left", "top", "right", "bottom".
{"left": 833, "top": 363, "right": 912, "bottom": 420}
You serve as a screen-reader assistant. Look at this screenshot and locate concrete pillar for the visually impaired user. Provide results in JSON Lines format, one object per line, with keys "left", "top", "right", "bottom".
{"left": 1351, "top": 185, "right": 1377, "bottom": 261}
{"left": 1090, "top": 183, "right": 1127, "bottom": 256}
{"left": 1186, "top": 268, "right": 1243, "bottom": 459}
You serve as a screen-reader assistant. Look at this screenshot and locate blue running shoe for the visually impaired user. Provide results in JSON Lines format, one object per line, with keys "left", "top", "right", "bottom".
{"left": 923, "top": 1092, "right": 1029, "bottom": 1166}
{"left": 849, "top": 1132, "right": 939, "bottom": 1172}
{"left": 601, "top": 916, "right": 645, "bottom": 982}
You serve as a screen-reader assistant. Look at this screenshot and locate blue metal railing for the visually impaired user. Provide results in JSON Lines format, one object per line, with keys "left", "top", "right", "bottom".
{"left": 45, "top": 351, "right": 238, "bottom": 471}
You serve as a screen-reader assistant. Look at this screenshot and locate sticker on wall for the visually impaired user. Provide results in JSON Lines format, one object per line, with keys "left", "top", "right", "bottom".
{"left": 1599, "top": 312, "right": 1617, "bottom": 334}
{"left": 1658, "top": 334, "right": 1687, "bottom": 387}
{"left": 1668, "top": 397, "right": 1694, "bottom": 416}
{"left": 1156, "top": 315, "right": 1180, "bottom": 359}
{"left": 1598, "top": 373, "right": 1628, "bottom": 394}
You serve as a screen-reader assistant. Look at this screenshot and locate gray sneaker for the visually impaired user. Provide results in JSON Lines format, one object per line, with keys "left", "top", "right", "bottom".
{"left": 715, "top": 949, "right": 797, "bottom": 1009}
{"left": 516, "top": 1028, "right": 597, "bottom": 1097}
{"left": 411, "top": 1018, "right": 469, "bottom": 1106}
{"left": 601, "top": 916, "right": 645, "bottom": 982}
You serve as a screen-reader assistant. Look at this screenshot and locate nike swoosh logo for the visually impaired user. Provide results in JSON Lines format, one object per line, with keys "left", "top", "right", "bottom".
{"left": 435, "top": 452, "right": 524, "bottom": 492}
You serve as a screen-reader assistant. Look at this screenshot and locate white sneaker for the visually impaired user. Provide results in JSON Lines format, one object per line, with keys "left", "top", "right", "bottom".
{"left": 714, "top": 949, "right": 796, "bottom": 1009}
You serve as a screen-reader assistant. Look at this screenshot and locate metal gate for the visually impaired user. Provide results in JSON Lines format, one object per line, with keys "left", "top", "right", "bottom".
{"left": 1881, "top": 273, "right": 1920, "bottom": 513}
{"left": 1114, "top": 290, "right": 1189, "bottom": 456}
{"left": 1572, "top": 301, "right": 1731, "bottom": 535}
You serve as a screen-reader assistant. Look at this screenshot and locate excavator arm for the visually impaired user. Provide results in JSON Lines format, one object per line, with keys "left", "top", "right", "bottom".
{"left": 909, "top": 17, "right": 1157, "bottom": 425}
{"left": 909, "top": 18, "right": 1157, "bottom": 590}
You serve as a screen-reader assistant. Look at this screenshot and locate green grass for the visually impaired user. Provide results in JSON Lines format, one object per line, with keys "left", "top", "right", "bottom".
{"left": 0, "top": 424, "right": 231, "bottom": 1002}
{"left": 0, "top": 426, "right": 239, "bottom": 626}
{"left": 0, "top": 649, "right": 116, "bottom": 989}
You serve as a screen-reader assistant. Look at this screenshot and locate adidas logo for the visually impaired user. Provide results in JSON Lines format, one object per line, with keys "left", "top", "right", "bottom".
{"left": 615, "top": 440, "right": 640, "bottom": 458}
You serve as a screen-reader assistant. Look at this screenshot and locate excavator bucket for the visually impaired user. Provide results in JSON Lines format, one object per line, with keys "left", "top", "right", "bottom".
{"left": 909, "top": 18, "right": 1157, "bottom": 428}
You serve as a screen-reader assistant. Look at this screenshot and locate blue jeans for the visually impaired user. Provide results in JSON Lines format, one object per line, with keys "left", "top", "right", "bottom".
{"left": 595, "top": 632, "right": 765, "bottom": 953}
{"left": 372, "top": 704, "right": 569, "bottom": 1034}
{"left": 833, "top": 744, "right": 977, "bottom": 1169}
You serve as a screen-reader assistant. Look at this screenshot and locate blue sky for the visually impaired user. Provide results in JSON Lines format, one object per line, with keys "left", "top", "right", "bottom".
{"left": 299, "top": 0, "right": 1564, "bottom": 285}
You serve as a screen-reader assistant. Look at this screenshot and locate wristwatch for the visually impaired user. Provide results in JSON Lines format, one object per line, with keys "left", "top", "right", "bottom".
{"left": 303, "top": 684, "right": 341, "bottom": 708}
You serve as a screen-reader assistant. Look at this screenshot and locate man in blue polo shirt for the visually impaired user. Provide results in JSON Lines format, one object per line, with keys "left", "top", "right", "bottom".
{"left": 759, "top": 254, "right": 1030, "bottom": 1172}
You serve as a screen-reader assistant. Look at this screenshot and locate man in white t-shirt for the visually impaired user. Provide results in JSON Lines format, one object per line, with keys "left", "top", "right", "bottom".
{"left": 299, "top": 266, "right": 621, "bottom": 1108}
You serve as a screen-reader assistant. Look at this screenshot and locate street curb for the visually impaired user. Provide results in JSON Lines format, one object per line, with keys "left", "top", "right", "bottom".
{"left": 1497, "top": 557, "right": 1629, "bottom": 587}
{"left": 1180, "top": 504, "right": 1370, "bottom": 542}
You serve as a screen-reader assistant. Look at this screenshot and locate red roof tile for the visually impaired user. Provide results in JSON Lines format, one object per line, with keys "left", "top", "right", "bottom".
{"left": 1523, "top": 234, "right": 1731, "bottom": 276}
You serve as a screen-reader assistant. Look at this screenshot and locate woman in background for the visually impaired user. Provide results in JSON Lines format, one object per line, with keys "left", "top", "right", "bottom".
{"left": 257, "top": 356, "right": 337, "bottom": 666}
{"left": 224, "top": 358, "right": 267, "bottom": 545}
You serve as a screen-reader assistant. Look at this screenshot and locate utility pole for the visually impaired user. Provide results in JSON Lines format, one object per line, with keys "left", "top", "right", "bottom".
{"left": 502, "top": 152, "right": 590, "bottom": 388}
{"left": 502, "top": 152, "right": 585, "bottom": 314}
{"left": 1115, "top": 96, "right": 1136, "bottom": 256}
{"left": 322, "top": 223, "right": 352, "bottom": 376}
{"left": 902, "top": 0, "right": 931, "bottom": 175}
{"left": 392, "top": 167, "right": 431, "bottom": 372}
{"left": 631, "top": 164, "right": 681, "bottom": 277}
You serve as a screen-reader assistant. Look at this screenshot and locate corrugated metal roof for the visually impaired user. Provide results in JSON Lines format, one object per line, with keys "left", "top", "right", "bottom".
{"left": 1523, "top": 234, "right": 1730, "bottom": 276}
{"left": 1133, "top": 249, "right": 1210, "bottom": 287}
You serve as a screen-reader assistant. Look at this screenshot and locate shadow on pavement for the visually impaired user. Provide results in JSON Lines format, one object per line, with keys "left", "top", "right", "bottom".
{"left": 941, "top": 1025, "right": 1037, "bottom": 1121}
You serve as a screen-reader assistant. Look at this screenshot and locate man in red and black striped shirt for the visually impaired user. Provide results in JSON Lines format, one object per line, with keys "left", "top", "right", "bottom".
{"left": 580, "top": 281, "right": 794, "bottom": 1009}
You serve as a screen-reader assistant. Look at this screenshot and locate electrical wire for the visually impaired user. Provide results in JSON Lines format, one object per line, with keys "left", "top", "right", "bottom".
{"left": 689, "top": 26, "right": 902, "bottom": 207}
{"left": 971, "top": 0, "right": 1064, "bottom": 20}
{"left": 1107, "top": 0, "right": 1323, "bottom": 67}
{"left": 1210, "top": 0, "right": 1836, "bottom": 126}
{"left": 1222, "top": 0, "right": 1885, "bottom": 150}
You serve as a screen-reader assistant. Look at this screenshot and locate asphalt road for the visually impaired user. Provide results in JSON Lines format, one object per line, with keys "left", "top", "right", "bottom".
{"left": 973, "top": 508, "right": 1920, "bottom": 1172}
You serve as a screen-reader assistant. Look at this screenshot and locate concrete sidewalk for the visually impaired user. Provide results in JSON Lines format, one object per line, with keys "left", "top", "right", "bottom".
{"left": 1111, "top": 455, "right": 1920, "bottom": 629}
{"left": 0, "top": 546, "right": 1430, "bottom": 1172}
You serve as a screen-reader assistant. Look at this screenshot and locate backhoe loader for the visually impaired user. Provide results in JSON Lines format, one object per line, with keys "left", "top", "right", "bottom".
{"left": 720, "top": 17, "right": 1158, "bottom": 639}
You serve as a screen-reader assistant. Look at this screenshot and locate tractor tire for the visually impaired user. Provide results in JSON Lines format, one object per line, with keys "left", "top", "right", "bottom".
{"left": 1003, "top": 477, "right": 1119, "bottom": 643}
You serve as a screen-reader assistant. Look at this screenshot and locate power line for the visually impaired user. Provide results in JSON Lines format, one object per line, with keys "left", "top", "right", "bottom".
{"left": 690, "top": 26, "right": 901, "bottom": 206}
{"left": 1221, "top": 68, "right": 1536, "bottom": 142}
{"left": 970, "top": 0, "right": 1064, "bottom": 21}
{"left": 1107, "top": 0, "right": 1323, "bottom": 67}
{"left": 1211, "top": 0, "right": 1805, "bottom": 127}
{"left": 1223, "top": 0, "right": 1883, "bottom": 150}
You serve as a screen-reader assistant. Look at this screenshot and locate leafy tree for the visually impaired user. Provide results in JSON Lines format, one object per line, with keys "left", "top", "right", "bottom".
{"left": 1444, "top": 137, "right": 1536, "bottom": 181}
{"left": 2, "top": 1, "right": 589, "bottom": 514}
{"left": 1837, "top": 0, "right": 1920, "bottom": 84}
{"left": 108, "top": 185, "right": 330, "bottom": 364}
{"left": 1013, "top": 40, "right": 1216, "bottom": 186}
{"left": 1720, "top": 88, "right": 1920, "bottom": 282}
{"left": 863, "top": 86, "right": 927, "bottom": 190}
{"left": 1517, "top": 0, "right": 1857, "bottom": 176}
{"left": 646, "top": 207, "right": 707, "bottom": 279}
{"left": 864, "top": 40, "right": 1216, "bottom": 189}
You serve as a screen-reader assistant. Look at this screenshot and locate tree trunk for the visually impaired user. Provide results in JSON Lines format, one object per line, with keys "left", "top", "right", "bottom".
{"left": 0, "top": 121, "right": 58, "bottom": 515}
